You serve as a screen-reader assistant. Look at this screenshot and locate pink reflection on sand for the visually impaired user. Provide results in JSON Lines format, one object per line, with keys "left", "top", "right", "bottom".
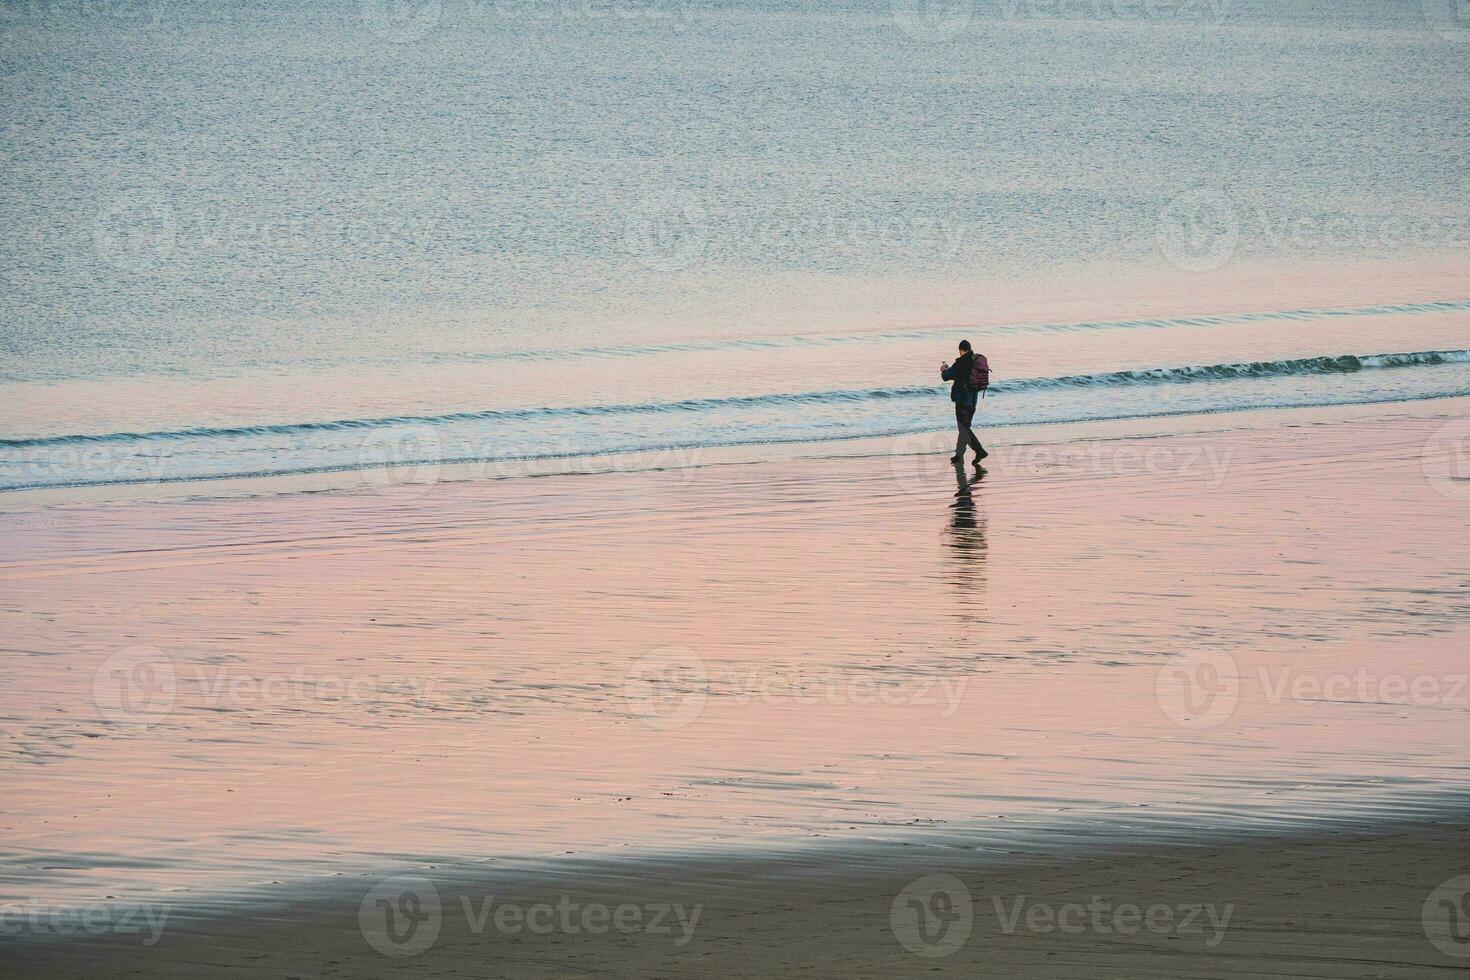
{"left": 1, "top": 405, "right": 1468, "bottom": 907}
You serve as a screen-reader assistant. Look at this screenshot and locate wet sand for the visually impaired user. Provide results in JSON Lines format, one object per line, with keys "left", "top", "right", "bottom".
{"left": 8, "top": 821, "right": 1470, "bottom": 977}
{"left": 3, "top": 400, "right": 1470, "bottom": 974}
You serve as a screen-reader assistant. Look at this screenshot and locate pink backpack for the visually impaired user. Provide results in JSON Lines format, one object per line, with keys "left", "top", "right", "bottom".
{"left": 969, "top": 354, "right": 990, "bottom": 396}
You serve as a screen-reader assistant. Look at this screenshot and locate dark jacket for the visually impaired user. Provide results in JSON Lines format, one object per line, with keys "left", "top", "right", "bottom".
{"left": 941, "top": 352, "right": 976, "bottom": 405}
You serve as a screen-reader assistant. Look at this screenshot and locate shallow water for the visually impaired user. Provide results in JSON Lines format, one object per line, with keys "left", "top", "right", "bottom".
{"left": 2, "top": 405, "right": 1468, "bottom": 908}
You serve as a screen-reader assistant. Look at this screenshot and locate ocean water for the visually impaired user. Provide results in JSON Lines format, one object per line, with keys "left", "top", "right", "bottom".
{"left": 2, "top": 0, "right": 1468, "bottom": 489}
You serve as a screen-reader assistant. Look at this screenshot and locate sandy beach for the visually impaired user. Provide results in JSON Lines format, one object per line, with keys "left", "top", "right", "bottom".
{"left": 9, "top": 821, "right": 1470, "bottom": 978}
{"left": 4, "top": 400, "right": 1469, "bottom": 975}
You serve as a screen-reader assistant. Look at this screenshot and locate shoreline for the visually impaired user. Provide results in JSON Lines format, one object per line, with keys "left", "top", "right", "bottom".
{"left": 4, "top": 391, "right": 1466, "bottom": 511}
{"left": 6, "top": 254, "right": 1470, "bottom": 504}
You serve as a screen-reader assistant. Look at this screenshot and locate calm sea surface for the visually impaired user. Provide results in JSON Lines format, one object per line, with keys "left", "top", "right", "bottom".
{"left": 3, "top": 1, "right": 1469, "bottom": 489}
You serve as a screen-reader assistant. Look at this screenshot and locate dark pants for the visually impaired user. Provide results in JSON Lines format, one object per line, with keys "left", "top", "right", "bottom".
{"left": 955, "top": 400, "right": 984, "bottom": 457}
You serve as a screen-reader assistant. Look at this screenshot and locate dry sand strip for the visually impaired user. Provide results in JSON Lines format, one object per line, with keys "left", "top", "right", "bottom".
{"left": 8, "top": 822, "right": 1470, "bottom": 979}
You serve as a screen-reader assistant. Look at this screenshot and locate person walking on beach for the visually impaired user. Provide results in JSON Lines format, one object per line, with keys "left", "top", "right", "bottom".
{"left": 941, "top": 340, "right": 988, "bottom": 468}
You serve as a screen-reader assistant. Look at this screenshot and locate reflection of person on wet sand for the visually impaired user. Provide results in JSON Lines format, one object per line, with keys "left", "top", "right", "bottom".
{"left": 947, "top": 461, "right": 988, "bottom": 564}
